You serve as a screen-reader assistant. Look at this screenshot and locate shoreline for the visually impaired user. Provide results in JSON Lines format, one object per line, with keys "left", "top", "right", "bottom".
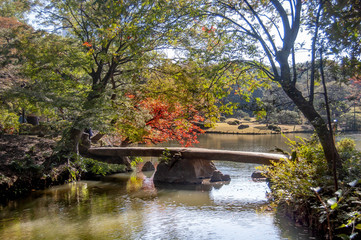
{"left": 205, "top": 130, "right": 315, "bottom": 135}
{"left": 203, "top": 119, "right": 315, "bottom": 135}
{"left": 203, "top": 119, "right": 357, "bottom": 135}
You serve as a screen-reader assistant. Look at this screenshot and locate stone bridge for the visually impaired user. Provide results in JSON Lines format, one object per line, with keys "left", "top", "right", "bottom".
{"left": 88, "top": 147, "right": 287, "bottom": 184}
{"left": 88, "top": 147, "right": 286, "bottom": 164}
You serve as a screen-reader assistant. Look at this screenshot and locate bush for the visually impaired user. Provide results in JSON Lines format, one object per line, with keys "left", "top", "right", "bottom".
{"left": 238, "top": 124, "right": 249, "bottom": 130}
{"left": 267, "top": 124, "right": 281, "bottom": 132}
{"left": 226, "top": 119, "right": 240, "bottom": 125}
{"left": 0, "top": 109, "right": 20, "bottom": 134}
{"left": 71, "top": 156, "right": 126, "bottom": 180}
{"left": 18, "top": 120, "right": 71, "bottom": 136}
{"left": 338, "top": 138, "right": 361, "bottom": 182}
{"left": 19, "top": 123, "right": 34, "bottom": 134}
{"left": 219, "top": 116, "right": 226, "bottom": 122}
{"left": 233, "top": 109, "right": 250, "bottom": 119}
{"left": 340, "top": 112, "right": 361, "bottom": 131}
{"left": 259, "top": 136, "right": 361, "bottom": 239}
{"left": 259, "top": 135, "right": 329, "bottom": 203}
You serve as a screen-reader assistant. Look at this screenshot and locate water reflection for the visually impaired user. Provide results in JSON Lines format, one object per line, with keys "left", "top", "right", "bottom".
{"left": 0, "top": 165, "right": 311, "bottom": 240}
{"left": 158, "top": 133, "right": 312, "bottom": 152}
{"left": 0, "top": 134, "right": 322, "bottom": 240}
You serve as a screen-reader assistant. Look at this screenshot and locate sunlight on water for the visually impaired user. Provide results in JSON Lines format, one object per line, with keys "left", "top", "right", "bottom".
{"left": 0, "top": 168, "right": 311, "bottom": 240}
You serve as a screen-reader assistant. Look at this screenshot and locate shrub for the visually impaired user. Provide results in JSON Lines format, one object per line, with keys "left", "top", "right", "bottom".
{"left": 341, "top": 112, "right": 361, "bottom": 131}
{"left": 338, "top": 138, "right": 361, "bottom": 182}
{"left": 219, "top": 116, "right": 226, "bottom": 122}
{"left": 226, "top": 119, "right": 240, "bottom": 125}
{"left": 238, "top": 124, "right": 249, "bottom": 130}
{"left": 268, "top": 124, "right": 281, "bottom": 132}
{"left": 233, "top": 109, "right": 250, "bottom": 119}
{"left": 71, "top": 156, "right": 126, "bottom": 179}
{"left": 0, "top": 109, "right": 20, "bottom": 134}
{"left": 19, "top": 123, "right": 34, "bottom": 134}
{"left": 266, "top": 110, "right": 302, "bottom": 125}
{"left": 259, "top": 136, "right": 329, "bottom": 203}
{"left": 259, "top": 136, "right": 361, "bottom": 239}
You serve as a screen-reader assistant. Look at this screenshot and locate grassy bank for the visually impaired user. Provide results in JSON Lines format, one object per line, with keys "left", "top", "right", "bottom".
{"left": 205, "top": 118, "right": 314, "bottom": 134}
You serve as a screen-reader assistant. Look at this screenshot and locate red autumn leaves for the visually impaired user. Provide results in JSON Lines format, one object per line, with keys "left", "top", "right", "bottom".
{"left": 140, "top": 98, "right": 204, "bottom": 147}
{"left": 119, "top": 96, "right": 205, "bottom": 147}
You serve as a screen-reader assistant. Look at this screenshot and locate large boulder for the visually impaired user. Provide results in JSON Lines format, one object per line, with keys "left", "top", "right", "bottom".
{"left": 153, "top": 158, "right": 217, "bottom": 184}
{"left": 142, "top": 161, "right": 155, "bottom": 172}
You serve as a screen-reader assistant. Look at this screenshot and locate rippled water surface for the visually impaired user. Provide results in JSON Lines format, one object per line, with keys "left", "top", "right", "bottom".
{"left": 1, "top": 133, "right": 332, "bottom": 240}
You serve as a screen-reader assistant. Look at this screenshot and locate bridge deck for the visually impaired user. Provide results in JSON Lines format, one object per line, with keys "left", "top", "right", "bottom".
{"left": 88, "top": 147, "right": 287, "bottom": 165}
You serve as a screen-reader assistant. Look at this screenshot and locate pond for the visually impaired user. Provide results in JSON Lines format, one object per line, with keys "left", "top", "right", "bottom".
{"left": 1, "top": 132, "right": 358, "bottom": 240}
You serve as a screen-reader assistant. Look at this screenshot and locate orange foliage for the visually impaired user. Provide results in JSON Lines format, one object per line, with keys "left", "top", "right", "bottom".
{"left": 82, "top": 42, "right": 92, "bottom": 48}
{"left": 139, "top": 98, "right": 204, "bottom": 147}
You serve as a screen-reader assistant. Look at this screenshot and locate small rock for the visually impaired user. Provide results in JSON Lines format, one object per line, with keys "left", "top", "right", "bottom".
{"left": 221, "top": 174, "right": 231, "bottom": 181}
{"left": 210, "top": 170, "right": 223, "bottom": 182}
{"left": 251, "top": 171, "right": 266, "bottom": 179}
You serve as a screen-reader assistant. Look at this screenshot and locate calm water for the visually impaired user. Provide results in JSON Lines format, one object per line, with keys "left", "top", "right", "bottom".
{"left": 1, "top": 133, "right": 358, "bottom": 240}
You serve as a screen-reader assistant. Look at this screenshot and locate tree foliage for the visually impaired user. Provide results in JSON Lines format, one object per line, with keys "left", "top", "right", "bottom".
{"left": 31, "top": 0, "right": 200, "bottom": 153}
{"left": 323, "top": 1, "right": 361, "bottom": 63}
{"left": 112, "top": 96, "right": 204, "bottom": 146}
{"left": 0, "top": 0, "right": 36, "bottom": 20}
{"left": 193, "top": 0, "right": 349, "bottom": 173}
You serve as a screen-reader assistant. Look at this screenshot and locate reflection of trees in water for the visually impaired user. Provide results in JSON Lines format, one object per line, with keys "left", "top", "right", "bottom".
{"left": 196, "top": 133, "right": 311, "bottom": 152}
{"left": 126, "top": 171, "right": 157, "bottom": 198}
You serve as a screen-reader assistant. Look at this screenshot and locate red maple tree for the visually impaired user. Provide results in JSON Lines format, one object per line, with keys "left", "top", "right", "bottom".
{"left": 139, "top": 98, "right": 205, "bottom": 147}
{"left": 111, "top": 96, "right": 205, "bottom": 147}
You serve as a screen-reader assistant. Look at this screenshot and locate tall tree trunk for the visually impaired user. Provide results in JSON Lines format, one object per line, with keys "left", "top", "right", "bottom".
{"left": 277, "top": 55, "right": 341, "bottom": 172}
{"left": 63, "top": 127, "right": 83, "bottom": 155}
{"left": 320, "top": 46, "right": 339, "bottom": 189}
{"left": 59, "top": 83, "right": 105, "bottom": 156}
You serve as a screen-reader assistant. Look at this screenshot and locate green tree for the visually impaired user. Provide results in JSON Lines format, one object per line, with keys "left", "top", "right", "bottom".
{"left": 36, "top": 0, "right": 195, "bottom": 154}
{"left": 0, "top": 0, "right": 37, "bottom": 20}
{"left": 0, "top": 16, "right": 34, "bottom": 132}
{"left": 323, "top": 0, "right": 361, "bottom": 69}
{"left": 198, "top": 0, "right": 343, "bottom": 174}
